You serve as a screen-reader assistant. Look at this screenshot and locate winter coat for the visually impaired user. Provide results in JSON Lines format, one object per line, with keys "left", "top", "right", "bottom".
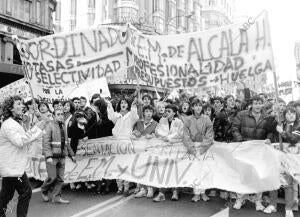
{"left": 278, "top": 122, "right": 300, "bottom": 146}
{"left": 213, "top": 108, "right": 238, "bottom": 142}
{"left": 232, "top": 109, "right": 276, "bottom": 142}
{"left": 68, "top": 121, "right": 85, "bottom": 154}
{"left": 155, "top": 117, "right": 184, "bottom": 143}
{"left": 85, "top": 106, "right": 100, "bottom": 139}
{"left": 183, "top": 114, "right": 214, "bottom": 145}
{"left": 134, "top": 119, "right": 158, "bottom": 136}
{"left": 43, "top": 120, "right": 74, "bottom": 159}
{"left": 0, "top": 117, "right": 42, "bottom": 177}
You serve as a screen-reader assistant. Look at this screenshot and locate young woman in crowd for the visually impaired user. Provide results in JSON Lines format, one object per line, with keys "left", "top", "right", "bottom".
{"left": 178, "top": 101, "right": 192, "bottom": 124}
{"left": 63, "top": 100, "right": 75, "bottom": 129}
{"left": 153, "top": 104, "right": 184, "bottom": 202}
{"left": 153, "top": 101, "right": 166, "bottom": 123}
{"left": 107, "top": 96, "right": 139, "bottom": 196}
{"left": 264, "top": 106, "right": 300, "bottom": 217}
{"left": 132, "top": 105, "right": 158, "bottom": 199}
{"left": 203, "top": 103, "right": 215, "bottom": 122}
{"left": 38, "top": 101, "right": 53, "bottom": 121}
{"left": 183, "top": 99, "right": 213, "bottom": 202}
{"left": 68, "top": 111, "right": 88, "bottom": 191}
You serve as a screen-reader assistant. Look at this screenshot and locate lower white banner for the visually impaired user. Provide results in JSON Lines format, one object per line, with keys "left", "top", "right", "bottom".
{"left": 25, "top": 138, "right": 294, "bottom": 194}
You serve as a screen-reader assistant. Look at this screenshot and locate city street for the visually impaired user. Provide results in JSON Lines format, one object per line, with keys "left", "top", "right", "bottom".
{"left": 2, "top": 179, "right": 299, "bottom": 217}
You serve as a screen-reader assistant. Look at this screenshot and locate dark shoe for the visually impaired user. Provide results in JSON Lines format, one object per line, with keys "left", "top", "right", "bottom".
{"left": 41, "top": 192, "right": 49, "bottom": 202}
{"left": 123, "top": 190, "right": 130, "bottom": 197}
{"left": 52, "top": 197, "right": 70, "bottom": 204}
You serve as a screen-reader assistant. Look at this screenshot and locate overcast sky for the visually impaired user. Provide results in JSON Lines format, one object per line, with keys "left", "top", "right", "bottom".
{"left": 235, "top": 0, "right": 300, "bottom": 81}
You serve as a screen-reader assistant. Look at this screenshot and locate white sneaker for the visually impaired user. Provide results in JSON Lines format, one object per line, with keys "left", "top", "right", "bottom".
{"left": 134, "top": 187, "right": 140, "bottom": 194}
{"left": 191, "top": 194, "right": 201, "bottom": 202}
{"left": 146, "top": 187, "right": 154, "bottom": 198}
{"left": 220, "top": 191, "right": 229, "bottom": 200}
{"left": 233, "top": 199, "right": 244, "bottom": 210}
{"left": 70, "top": 183, "right": 75, "bottom": 190}
{"left": 263, "top": 205, "right": 277, "bottom": 214}
{"left": 153, "top": 192, "right": 165, "bottom": 202}
{"left": 201, "top": 193, "right": 210, "bottom": 202}
{"left": 135, "top": 188, "right": 146, "bottom": 198}
{"left": 285, "top": 210, "right": 294, "bottom": 217}
{"left": 255, "top": 201, "right": 265, "bottom": 211}
{"left": 75, "top": 183, "right": 82, "bottom": 190}
{"left": 171, "top": 190, "right": 179, "bottom": 201}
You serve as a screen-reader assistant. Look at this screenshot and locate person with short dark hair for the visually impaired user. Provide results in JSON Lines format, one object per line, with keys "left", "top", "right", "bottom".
{"left": 212, "top": 97, "right": 224, "bottom": 114}
{"left": 80, "top": 96, "right": 87, "bottom": 110}
{"left": 153, "top": 104, "right": 183, "bottom": 202}
{"left": 52, "top": 99, "right": 63, "bottom": 111}
{"left": 133, "top": 105, "right": 158, "bottom": 199}
{"left": 232, "top": 95, "right": 276, "bottom": 211}
{"left": 265, "top": 106, "right": 300, "bottom": 217}
{"left": 39, "top": 101, "right": 52, "bottom": 121}
{"left": 183, "top": 99, "right": 213, "bottom": 202}
{"left": 0, "top": 96, "right": 46, "bottom": 217}
{"left": 294, "top": 100, "right": 300, "bottom": 117}
{"left": 72, "top": 97, "right": 81, "bottom": 111}
{"left": 178, "top": 101, "right": 192, "bottom": 123}
{"left": 41, "top": 109, "right": 75, "bottom": 204}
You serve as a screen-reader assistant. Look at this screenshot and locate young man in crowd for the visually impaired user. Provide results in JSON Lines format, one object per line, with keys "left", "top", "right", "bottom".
{"left": 132, "top": 105, "right": 158, "bottom": 198}
{"left": 80, "top": 96, "right": 88, "bottom": 110}
{"left": 231, "top": 95, "right": 276, "bottom": 211}
{"left": 153, "top": 104, "right": 184, "bottom": 202}
{"left": 72, "top": 97, "right": 81, "bottom": 111}
{"left": 183, "top": 99, "right": 213, "bottom": 202}
{"left": 212, "top": 97, "right": 224, "bottom": 114}
{"left": 41, "top": 109, "right": 76, "bottom": 204}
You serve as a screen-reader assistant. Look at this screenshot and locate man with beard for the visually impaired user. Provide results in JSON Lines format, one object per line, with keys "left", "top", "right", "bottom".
{"left": 232, "top": 95, "right": 276, "bottom": 211}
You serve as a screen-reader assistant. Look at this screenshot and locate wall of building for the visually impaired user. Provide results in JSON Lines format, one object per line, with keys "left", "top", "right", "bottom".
{"left": 0, "top": 0, "right": 56, "bottom": 88}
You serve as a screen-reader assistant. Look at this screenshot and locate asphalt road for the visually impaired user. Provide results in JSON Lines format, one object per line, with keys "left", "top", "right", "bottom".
{"left": 1, "top": 179, "right": 300, "bottom": 217}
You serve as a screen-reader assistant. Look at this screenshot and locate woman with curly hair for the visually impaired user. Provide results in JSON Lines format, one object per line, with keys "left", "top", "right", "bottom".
{"left": 0, "top": 96, "right": 46, "bottom": 217}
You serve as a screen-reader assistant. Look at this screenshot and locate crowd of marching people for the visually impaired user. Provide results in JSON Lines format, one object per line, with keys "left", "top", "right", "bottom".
{"left": 0, "top": 88, "right": 300, "bottom": 217}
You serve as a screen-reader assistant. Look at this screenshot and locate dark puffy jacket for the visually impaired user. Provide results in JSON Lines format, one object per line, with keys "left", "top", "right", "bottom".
{"left": 213, "top": 108, "right": 238, "bottom": 142}
{"left": 277, "top": 122, "right": 300, "bottom": 146}
{"left": 68, "top": 121, "right": 85, "bottom": 154}
{"left": 232, "top": 109, "right": 276, "bottom": 142}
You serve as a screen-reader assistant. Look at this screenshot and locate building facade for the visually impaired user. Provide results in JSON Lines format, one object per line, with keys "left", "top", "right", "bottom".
{"left": 201, "top": 0, "right": 234, "bottom": 30}
{"left": 0, "top": 0, "right": 56, "bottom": 87}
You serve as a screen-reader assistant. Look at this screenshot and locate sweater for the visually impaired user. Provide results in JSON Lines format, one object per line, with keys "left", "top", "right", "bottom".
{"left": 155, "top": 117, "right": 184, "bottom": 143}
{"left": 134, "top": 119, "right": 158, "bottom": 136}
{"left": 107, "top": 104, "right": 139, "bottom": 138}
{"left": 0, "top": 118, "right": 42, "bottom": 177}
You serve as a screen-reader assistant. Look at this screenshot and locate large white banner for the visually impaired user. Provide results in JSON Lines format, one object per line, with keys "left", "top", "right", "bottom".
{"left": 16, "top": 25, "right": 129, "bottom": 103}
{"left": 128, "top": 12, "right": 273, "bottom": 89}
{"left": 16, "top": 12, "right": 274, "bottom": 99}
{"left": 26, "top": 138, "right": 285, "bottom": 194}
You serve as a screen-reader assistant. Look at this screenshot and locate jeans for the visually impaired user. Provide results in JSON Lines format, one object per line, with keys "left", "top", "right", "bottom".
{"left": 0, "top": 173, "right": 32, "bottom": 217}
{"left": 269, "top": 174, "right": 298, "bottom": 210}
{"left": 41, "top": 158, "right": 65, "bottom": 199}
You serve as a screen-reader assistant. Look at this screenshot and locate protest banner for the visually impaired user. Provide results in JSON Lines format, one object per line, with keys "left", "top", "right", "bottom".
{"left": 0, "top": 78, "right": 31, "bottom": 103}
{"left": 16, "top": 25, "right": 131, "bottom": 103}
{"left": 26, "top": 138, "right": 285, "bottom": 194}
{"left": 127, "top": 11, "right": 273, "bottom": 89}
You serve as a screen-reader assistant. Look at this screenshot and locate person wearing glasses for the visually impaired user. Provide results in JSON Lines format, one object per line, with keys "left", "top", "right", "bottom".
{"left": 153, "top": 104, "right": 184, "bottom": 202}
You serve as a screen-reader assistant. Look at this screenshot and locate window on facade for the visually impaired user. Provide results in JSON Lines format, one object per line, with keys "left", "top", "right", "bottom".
{"left": 49, "top": 8, "right": 53, "bottom": 29}
{"left": 6, "top": 0, "right": 12, "bottom": 14}
{"left": 29, "top": 0, "right": 34, "bottom": 22}
{"left": 153, "top": 0, "right": 159, "bottom": 12}
{"left": 70, "top": 0, "right": 77, "bottom": 16}
{"left": 24, "top": 0, "right": 30, "bottom": 22}
{"left": 70, "top": 19, "right": 76, "bottom": 31}
{"left": 56, "top": 1, "right": 61, "bottom": 21}
{"left": 88, "top": 0, "right": 95, "bottom": 8}
{"left": 36, "top": 1, "right": 41, "bottom": 23}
